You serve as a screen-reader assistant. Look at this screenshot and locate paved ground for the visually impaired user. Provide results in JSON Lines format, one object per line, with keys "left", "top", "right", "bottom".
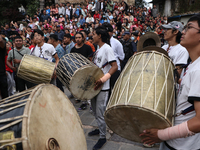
{"left": 64, "top": 88, "right": 160, "bottom": 150}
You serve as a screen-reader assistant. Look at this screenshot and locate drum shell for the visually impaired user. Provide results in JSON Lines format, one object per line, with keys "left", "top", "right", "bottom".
{"left": 0, "top": 84, "right": 87, "bottom": 150}
{"left": 17, "top": 55, "right": 55, "bottom": 84}
{"left": 105, "top": 51, "right": 175, "bottom": 142}
{"left": 56, "top": 53, "right": 104, "bottom": 100}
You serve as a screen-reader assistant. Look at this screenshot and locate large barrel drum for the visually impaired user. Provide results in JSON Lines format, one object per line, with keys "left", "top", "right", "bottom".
{"left": 0, "top": 84, "right": 87, "bottom": 150}
{"left": 105, "top": 49, "right": 175, "bottom": 142}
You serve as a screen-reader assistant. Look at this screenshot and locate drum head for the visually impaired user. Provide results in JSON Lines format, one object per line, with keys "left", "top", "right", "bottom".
{"left": 140, "top": 46, "right": 169, "bottom": 57}
{"left": 69, "top": 65, "right": 104, "bottom": 100}
{"left": 105, "top": 105, "right": 171, "bottom": 143}
{"left": 22, "top": 84, "right": 87, "bottom": 150}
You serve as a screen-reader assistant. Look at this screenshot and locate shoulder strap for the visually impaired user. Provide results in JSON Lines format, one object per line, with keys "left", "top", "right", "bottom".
{"left": 15, "top": 50, "right": 24, "bottom": 57}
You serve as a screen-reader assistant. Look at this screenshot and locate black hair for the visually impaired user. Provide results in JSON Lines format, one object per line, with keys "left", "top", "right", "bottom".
{"left": 44, "top": 37, "right": 49, "bottom": 43}
{"left": 34, "top": 29, "right": 44, "bottom": 37}
{"left": 172, "top": 29, "right": 182, "bottom": 44}
{"left": 94, "top": 26, "right": 110, "bottom": 45}
{"left": 80, "top": 30, "right": 88, "bottom": 36}
{"left": 14, "top": 36, "right": 22, "bottom": 41}
{"left": 102, "top": 22, "right": 113, "bottom": 32}
{"left": 49, "top": 34, "right": 58, "bottom": 41}
{"left": 64, "top": 33, "right": 71, "bottom": 39}
{"left": 30, "top": 32, "right": 34, "bottom": 40}
{"left": 188, "top": 13, "right": 200, "bottom": 28}
{"left": 75, "top": 32, "right": 85, "bottom": 42}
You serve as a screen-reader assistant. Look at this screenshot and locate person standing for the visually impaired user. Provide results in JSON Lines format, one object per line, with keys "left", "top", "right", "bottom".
{"left": 7, "top": 36, "right": 33, "bottom": 92}
{"left": 48, "top": 34, "right": 66, "bottom": 92}
{"left": 0, "top": 35, "right": 8, "bottom": 99}
{"left": 140, "top": 13, "right": 200, "bottom": 150}
{"left": 63, "top": 33, "right": 75, "bottom": 54}
{"left": 102, "top": 22, "right": 124, "bottom": 89}
{"left": 31, "top": 29, "right": 59, "bottom": 84}
{"left": 121, "top": 31, "right": 137, "bottom": 70}
{"left": 161, "top": 21, "right": 189, "bottom": 78}
{"left": 88, "top": 26, "right": 118, "bottom": 150}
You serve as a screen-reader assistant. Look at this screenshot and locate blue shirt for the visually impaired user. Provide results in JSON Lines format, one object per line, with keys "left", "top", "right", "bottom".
{"left": 79, "top": 18, "right": 86, "bottom": 25}
{"left": 52, "top": 44, "right": 66, "bottom": 62}
{"left": 65, "top": 41, "right": 75, "bottom": 54}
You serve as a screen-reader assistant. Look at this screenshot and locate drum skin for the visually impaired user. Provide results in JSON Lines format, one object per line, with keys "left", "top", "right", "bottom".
{"left": 17, "top": 55, "right": 55, "bottom": 84}
{"left": 0, "top": 84, "right": 87, "bottom": 150}
{"left": 105, "top": 51, "right": 175, "bottom": 143}
{"left": 56, "top": 53, "right": 104, "bottom": 100}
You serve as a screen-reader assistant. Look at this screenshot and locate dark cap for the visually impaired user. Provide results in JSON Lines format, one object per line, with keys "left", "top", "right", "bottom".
{"left": 56, "top": 25, "right": 60, "bottom": 28}
{"left": 122, "top": 31, "right": 130, "bottom": 36}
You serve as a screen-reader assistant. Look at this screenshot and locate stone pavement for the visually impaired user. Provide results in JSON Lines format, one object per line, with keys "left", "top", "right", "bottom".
{"left": 64, "top": 88, "right": 159, "bottom": 150}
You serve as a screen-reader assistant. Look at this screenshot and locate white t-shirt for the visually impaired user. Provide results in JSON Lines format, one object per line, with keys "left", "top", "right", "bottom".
{"left": 93, "top": 43, "right": 116, "bottom": 90}
{"left": 86, "top": 17, "right": 94, "bottom": 23}
{"left": 31, "top": 43, "right": 57, "bottom": 62}
{"left": 110, "top": 37, "right": 124, "bottom": 71}
{"left": 162, "top": 44, "right": 189, "bottom": 66}
{"left": 167, "top": 56, "right": 200, "bottom": 149}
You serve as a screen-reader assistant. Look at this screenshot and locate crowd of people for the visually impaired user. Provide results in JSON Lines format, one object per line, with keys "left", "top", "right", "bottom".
{"left": 2, "top": 0, "right": 200, "bottom": 150}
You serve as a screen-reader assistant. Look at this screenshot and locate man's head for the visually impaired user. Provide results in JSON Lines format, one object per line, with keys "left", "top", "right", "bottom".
{"left": 63, "top": 33, "right": 71, "bottom": 44}
{"left": 93, "top": 26, "right": 110, "bottom": 45}
{"left": 180, "top": 14, "right": 200, "bottom": 50}
{"left": 102, "top": 22, "right": 113, "bottom": 38}
{"left": 123, "top": 31, "right": 130, "bottom": 41}
{"left": 30, "top": 32, "right": 36, "bottom": 45}
{"left": 80, "top": 30, "right": 88, "bottom": 42}
{"left": 34, "top": 29, "right": 44, "bottom": 44}
{"left": 162, "top": 21, "right": 184, "bottom": 43}
{"left": 14, "top": 36, "right": 23, "bottom": 49}
{"left": 48, "top": 34, "right": 58, "bottom": 45}
{"left": 75, "top": 32, "right": 84, "bottom": 45}
{"left": 56, "top": 25, "right": 60, "bottom": 31}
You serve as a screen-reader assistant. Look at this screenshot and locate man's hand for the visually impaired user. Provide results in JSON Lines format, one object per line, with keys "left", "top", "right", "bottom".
{"left": 12, "top": 67, "right": 17, "bottom": 72}
{"left": 94, "top": 79, "right": 103, "bottom": 90}
{"left": 13, "top": 59, "right": 21, "bottom": 64}
{"left": 139, "top": 129, "right": 162, "bottom": 145}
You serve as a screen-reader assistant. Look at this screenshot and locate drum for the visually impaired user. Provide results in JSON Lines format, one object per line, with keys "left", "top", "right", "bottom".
{"left": 105, "top": 50, "right": 175, "bottom": 142}
{"left": 17, "top": 54, "right": 55, "bottom": 84}
{"left": 0, "top": 84, "right": 87, "bottom": 150}
{"left": 56, "top": 53, "right": 104, "bottom": 100}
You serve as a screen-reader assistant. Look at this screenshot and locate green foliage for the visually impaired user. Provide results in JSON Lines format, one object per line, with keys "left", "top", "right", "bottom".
{"left": 26, "top": 0, "right": 40, "bottom": 17}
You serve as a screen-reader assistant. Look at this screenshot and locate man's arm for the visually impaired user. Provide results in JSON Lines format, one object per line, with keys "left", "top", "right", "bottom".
{"left": 7, "top": 60, "right": 16, "bottom": 72}
{"left": 53, "top": 53, "right": 59, "bottom": 65}
{"left": 0, "top": 35, "right": 5, "bottom": 49}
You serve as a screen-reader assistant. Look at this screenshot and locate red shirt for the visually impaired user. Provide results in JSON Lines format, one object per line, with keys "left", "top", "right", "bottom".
{"left": 93, "top": 14, "right": 100, "bottom": 20}
{"left": 29, "top": 45, "right": 35, "bottom": 50}
{"left": 5, "top": 48, "right": 13, "bottom": 73}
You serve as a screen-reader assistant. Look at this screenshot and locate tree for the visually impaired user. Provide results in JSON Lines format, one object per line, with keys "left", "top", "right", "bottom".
{"left": 0, "top": 0, "right": 39, "bottom": 26}
{"left": 135, "top": 0, "right": 147, "bottom": 8}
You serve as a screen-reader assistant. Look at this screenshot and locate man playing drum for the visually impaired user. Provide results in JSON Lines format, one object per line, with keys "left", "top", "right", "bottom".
{"left": 88, "top": 26, "right": 118, "bottom": 150}
{"left": 140, "top": 14, "right": 200, "bottom": 150}
{"left": 7, "top": 36, "right": 34, "bottom": 92}
{"left": 31, "top": 29, "right": 59, "bottom": 84}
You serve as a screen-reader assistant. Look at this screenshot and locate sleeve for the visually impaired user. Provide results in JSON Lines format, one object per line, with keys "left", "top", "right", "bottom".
{"left": 188, "top": 70, "right": 200, "bottom": 104}
{"left": 107, "top": 46, "right": 116, "bottom": 63}
{"left": 116, "top": 40, "right": 125, "bottom": 61}
{"left": 50, "top": 45, "right": 57, "bottom": 56}
{"left": 7, "top": 50, "right": 13, "bottom": 61}
{"left": 87, "top": 45, "right": 93, "bottom": 57}
{"left": 175, "top": 49, "right": 189, "bottom": 66}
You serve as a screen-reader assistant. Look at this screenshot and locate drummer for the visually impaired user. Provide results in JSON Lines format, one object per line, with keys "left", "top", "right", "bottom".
{"left": 7, "top": 36, "right": 34, "bottom": 92}
{"left": 31, "top": 29, "right": 59, "bottom": 84}
{"left": 140, "top": 14, "right": 200, "bottom": 150}
{"left": 161, "top": 21, "right": 189, "bottom": 80}
{"left": 88, "top": 26, "right": 118, "bottom": 150}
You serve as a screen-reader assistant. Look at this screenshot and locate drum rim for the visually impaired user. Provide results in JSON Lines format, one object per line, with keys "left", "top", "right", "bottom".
{"left": 139, "top": 46, "right": 169, "bottom": 57}
{"left": 69, "top": 65, "right": 104, "bottom": 100}
{"left": 134, "top": 50, "right": 175, "bottom": 68}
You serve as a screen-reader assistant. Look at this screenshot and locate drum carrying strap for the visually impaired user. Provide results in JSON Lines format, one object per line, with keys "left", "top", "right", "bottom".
{"left": 173, "top": 105, "right": 194, "bottom": 117}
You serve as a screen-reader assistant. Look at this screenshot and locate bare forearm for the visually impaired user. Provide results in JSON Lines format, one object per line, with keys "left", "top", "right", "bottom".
{"left": 108, "top": 62, "right": 118, "bottom": 75}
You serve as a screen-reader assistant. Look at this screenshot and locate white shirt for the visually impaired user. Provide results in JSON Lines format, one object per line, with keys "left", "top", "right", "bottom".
{"left": 162, "top": 44, "right": 189, "bottom": 66}
{"left": 93, "top": 43, "right": 116, "bottom": 90}
{"left": 167, "top": 56, "right": 200, "bottom": 150}
{"left": 31, "top": 43, "right": 57, "bottom": 62}
{"left": 110, "top": 37, "right": 124, "bottom": 71}
{"left": 86, "top": 17, "right": 94, "bottom": 23}
{"left": 66, "top": 8, "right": 70, "bottom": 16}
